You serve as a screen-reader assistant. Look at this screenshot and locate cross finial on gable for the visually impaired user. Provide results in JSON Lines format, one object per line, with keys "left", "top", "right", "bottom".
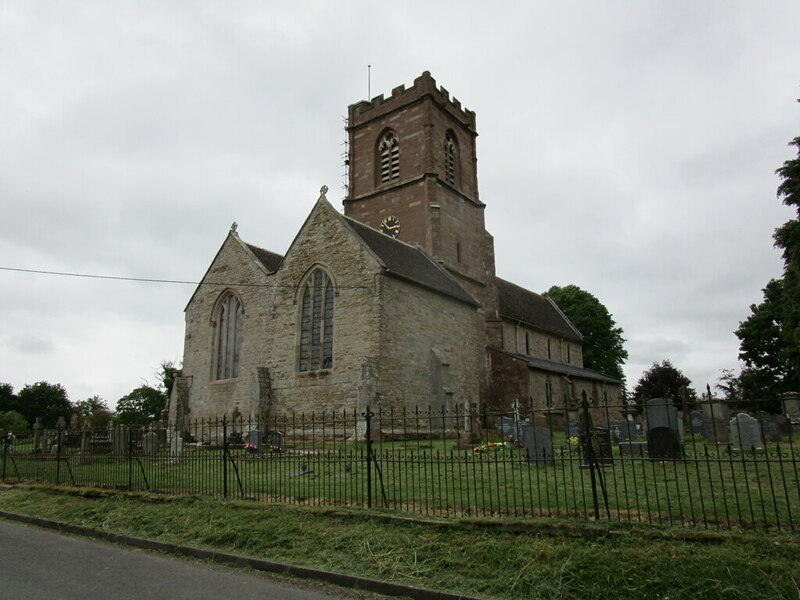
{"left": 230, "top": 221, "right": 238, "bottom": 234}
{"left": 319, "top": 185, "right": 328, "bottom": 200}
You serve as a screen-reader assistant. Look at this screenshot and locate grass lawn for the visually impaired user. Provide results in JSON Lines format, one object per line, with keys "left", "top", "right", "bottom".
{"left": 5, "top": 435, "right": 799, "bottom": 531}
{"left": 0, "top": 484, "right": 798, "bottom": 600}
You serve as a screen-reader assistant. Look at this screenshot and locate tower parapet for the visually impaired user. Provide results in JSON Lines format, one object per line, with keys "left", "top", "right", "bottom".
{"left": 348, "top": 71, "right": 476, "bottom": 133}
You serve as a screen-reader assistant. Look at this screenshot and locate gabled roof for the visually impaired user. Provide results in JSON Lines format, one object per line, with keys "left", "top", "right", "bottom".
{"left": 343, "top": 217, "right": 479, "bottom": 307}
{"left": 496, "top": 277, "right": 582, "bottom": 341}
{"left": 245, "top": 243, "right": 283, "bottom": 273}
{"left": 492, "top": 348, "right": 620, "bottom": 384}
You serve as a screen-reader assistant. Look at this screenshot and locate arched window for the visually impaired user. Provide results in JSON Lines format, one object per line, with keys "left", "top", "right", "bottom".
{"left": 214, "top": 292, "right": 243, "bottom": 380}
{"left": 444, "top": 131, "right": 458, "bottom": 185}
{"left": 298, "top": 269, "right": 334, "bottom": 371}
{"left": 377, "top": 130, "right": 400, "bottom": 183}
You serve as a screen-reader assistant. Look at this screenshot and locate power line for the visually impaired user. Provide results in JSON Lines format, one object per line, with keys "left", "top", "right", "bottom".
{"left": 0, "top": 266, "right": 372, "bottom": 290}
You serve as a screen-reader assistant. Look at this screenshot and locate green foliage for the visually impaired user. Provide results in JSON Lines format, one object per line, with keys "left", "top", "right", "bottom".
{"left": 545, "top": 285, "right": 628, "bottom": 381}
{"left": 0, "top": 382, "right": 17, "bottom": 413}
{"left": 631, "top": 360, "right": 696, "bottom": 411}
{"left": 16, "top": 381, "right": 72, "bottom": 427}
{"left": 74, "top": 395, "right": 114, "bottom": 428}
{"left": 736, "top": 132, "right": 800, "bottom": 401}
{"left": 0, "top": 410, "right": 28, "bottom": 432}
{"left": 116, "top": 385, "right": 165, "bottom": 427}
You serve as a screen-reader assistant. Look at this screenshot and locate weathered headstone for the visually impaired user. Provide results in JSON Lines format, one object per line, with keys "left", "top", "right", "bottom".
{"left": 142, "top": 431, "right": 159, "bottom": 456}
{"left": 522, "top": 426, "right": 553, "bottom": 466}
{"left": 690, "top": 411, "right": 706, "bottom": 438}
{"left": 32, "top": 417, "right": 43, "bottom": 452}
{"left": 565, "top": 421, "right": 581, "bottom": 440}
{"left": 757, "top": 413, "right": 782, "bottom": 443}
{"left": 646, "top": 398, "right": 680, "bottom": 431}
{"left": 247, "top": 429, "right": 262, "bottom": 450}
{"left": 112, "top": 427, "right": 130, "bottom": 455}
{"left": 268, "top": 431, "right": 284, "bottom": 452}
{"left": 619, "top": 441, "right": 647, "bottom": 456}
{"left": 580, "top": 427, "right": 614, "bottom": 466}
{"left": 730, "top": 413, "right": 763, "bottom": 451}
{"left": 608, "top": 420, "right": 636, "bottom": 441}
{"left": 647, "top": 427, "right": 683, "bottom": 460}
{"left": 170, "top": 433, "right": 183, "bottom": 458}
{"left": 495, "top": 416, "right": 515, "bottom": 438}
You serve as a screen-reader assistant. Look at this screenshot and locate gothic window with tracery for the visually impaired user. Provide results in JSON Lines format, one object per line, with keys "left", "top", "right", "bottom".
{"left": 378, "top": 130, "right": 400, "bottom": 183}
{"left": 444, "top": 131, "right": 458, "bottom": 185}
{"left": 214, "top": 292, "right": 243, "bottom": 380}
{"left": 298, "top": 269, "right": 334, "bottom": 371}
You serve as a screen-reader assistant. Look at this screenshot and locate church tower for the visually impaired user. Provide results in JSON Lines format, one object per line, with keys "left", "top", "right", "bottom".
{"left": 344, "top": 71, "right": 500, "bottom": 338}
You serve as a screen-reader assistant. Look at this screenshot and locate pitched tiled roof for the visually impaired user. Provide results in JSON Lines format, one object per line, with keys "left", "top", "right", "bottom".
{"left": 496, "top": 278, "right": 582, "bottom": 341}
{"left": 345, "top": 218, "right": 478, "bottom": 306}
{"left": 245, "top": 243, "right": 283, "bottom": 273}
{"left": 494, "top": 348, "right": 620, "bottom": 384}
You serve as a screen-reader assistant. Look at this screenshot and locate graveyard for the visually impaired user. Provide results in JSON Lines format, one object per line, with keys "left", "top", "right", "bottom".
{"left": 3, "top": 397, "right": 798, "bottom": 533}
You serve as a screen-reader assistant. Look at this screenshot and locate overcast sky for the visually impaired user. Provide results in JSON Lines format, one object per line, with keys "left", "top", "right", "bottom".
{"left": 1, "top": 1, "right": 798, "bottom": 408}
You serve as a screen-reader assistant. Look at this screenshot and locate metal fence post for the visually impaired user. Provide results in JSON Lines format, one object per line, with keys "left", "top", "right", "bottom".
{"left": 55, "top": 421, "right": 64, "bottom": 486}
{"left": 581, "top": 392, "right": 601, "bottom": 519}
{"left": 222, "top": 416, "right": 229, "bottom": 499}
{"left": 364, "top": 407, "right": 373, "bottom": 509}
{"left": 127, "top": 427, "right": 134, "bottom": 491}
{"left": 1, "top": 431, "right": 8, "bottom": 481}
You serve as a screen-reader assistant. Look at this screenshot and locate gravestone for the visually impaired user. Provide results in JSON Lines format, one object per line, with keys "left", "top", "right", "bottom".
{"left": 646, "top": 398, "right": 680, "bottom": 431}
{"left": 495, "top": 416, "right": 529, "bottom": 442}
{"left": 247, "top": 429, "right": 263, "bottom": 450}
{"left": 565, "top": 421, "right": 581, "bottom": 440}
{"left": 268, "top": 431, "right": 284, "bottom": 452}
{"left": 619, "top": 441, "right": 647, "bottom": 456}
{"left": 730, "top": 413, "right": 763, "bottom": 451}
{"left": 690, "top": 411, "right": 706, "bottom": 438}
{"left": 32, "top": 417, "right": 43, "bottom": 452}
{"left": 608, "top": 420, "right": 636, "bottom": 441}
{"left": 112, "top": 427, "right": 129, "bottom": 455}
{"left": 582, "top": 428, "right": 613, "bottom": 466}
{"left": 142, "top": 431, "right": 159, "bottom": 456}
{"left": 495, "top": 416, "right": 515, "bottom": 438}
{"left": 647, "top": 427, "right": 683, "bottom": 460}
{"left": 522, "top": 426, "right": 553, "bottom": 466}
{"left": 170, "top": 433, "right": 183, "bottom": 458}
{"left": 757, "top": 413, "right": 782, "bottom": 443}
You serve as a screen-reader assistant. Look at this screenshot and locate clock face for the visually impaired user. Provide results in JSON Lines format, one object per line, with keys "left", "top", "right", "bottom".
{"left": 380, "top": 215, "right": 400, "bottom": 238}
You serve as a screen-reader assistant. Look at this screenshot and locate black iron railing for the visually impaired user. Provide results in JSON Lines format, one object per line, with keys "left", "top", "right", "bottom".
{"left": 2, "top": 399, "right": 798, "bottom": 532}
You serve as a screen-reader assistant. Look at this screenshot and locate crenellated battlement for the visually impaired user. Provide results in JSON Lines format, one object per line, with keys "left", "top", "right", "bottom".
{"left": 348, "top": 71, "right": 476, "bottom": 130}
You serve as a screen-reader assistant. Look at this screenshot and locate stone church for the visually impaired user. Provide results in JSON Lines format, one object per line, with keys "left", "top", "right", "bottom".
{"left": 168, "top": 72, "right": 622, "bottom": 428}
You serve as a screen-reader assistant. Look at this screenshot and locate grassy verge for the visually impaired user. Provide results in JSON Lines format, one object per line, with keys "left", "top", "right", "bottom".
{"left": 0, "top": 484, "right": 798, "bottom": 600}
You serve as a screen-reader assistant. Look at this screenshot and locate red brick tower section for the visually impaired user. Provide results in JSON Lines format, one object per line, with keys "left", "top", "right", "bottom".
{"left": 343, "top": 71, "right": 502, "bottom": 349}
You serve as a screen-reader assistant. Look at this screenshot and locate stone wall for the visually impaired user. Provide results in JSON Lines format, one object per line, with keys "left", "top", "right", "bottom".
{"left": 377, "top": 274, "right": 483, "bottom": 413}
{"left": 180, "top": 232, "right": 274, "bottom": 422}
{"left": 264, "top": 199, "right": 382, "bottom": 415}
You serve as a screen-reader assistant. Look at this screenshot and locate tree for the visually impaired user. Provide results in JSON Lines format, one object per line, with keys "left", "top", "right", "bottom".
{"left": 116, "top": 385, "right": 165, "bottom": 427}
{"left": 773, "top": 133, "right": 800, "bottom": 386}
{"left": 631, "top": 360, "right": 697, "bottom": 411}
{"left": 735, "top": 279, "right": 793, "bottom": 402}
{"left": 74, "top": 395, "right": 114, "bottom": 428}
{"left": 545, "top": 285, "right": 628, "bottom": 381}
{"left": 735, "top": 130, "right": 800, "bottom": 399}
{"left": 0, "top": 410, "right": 28, "bottom": 433}
{"left": 0, "top": 383, "right": 17, "bottom": 413}
{"left": 15, "top": 382, "right": 72, "bottom": 427}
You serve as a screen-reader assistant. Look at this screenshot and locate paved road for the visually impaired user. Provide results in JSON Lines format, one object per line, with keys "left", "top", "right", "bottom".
{"left": 0, "top": 519, "right": 376, "bottom": 600}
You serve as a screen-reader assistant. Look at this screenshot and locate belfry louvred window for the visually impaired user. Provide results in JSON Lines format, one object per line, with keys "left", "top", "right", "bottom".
{"left": 378, "top": 130, "right": 400, "bottom": 183}
{"left": 299, "top": 269, "right": 334, "bottom": 372}
{"left": 215, "top": 292, "right": 243, "bottom": 380}
{"left": 444, "top": 132, "right": 457, "bottom": 185}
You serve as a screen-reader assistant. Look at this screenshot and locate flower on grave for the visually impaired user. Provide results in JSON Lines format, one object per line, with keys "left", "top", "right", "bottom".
{"left": 243, "top": 443, "right": 258, "bottom": 454}
{"left": 568, "top": 436, "right": 580, "bottom": 447}
{"left": 268, "top": 444, "right": 281, "bottom": 453}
